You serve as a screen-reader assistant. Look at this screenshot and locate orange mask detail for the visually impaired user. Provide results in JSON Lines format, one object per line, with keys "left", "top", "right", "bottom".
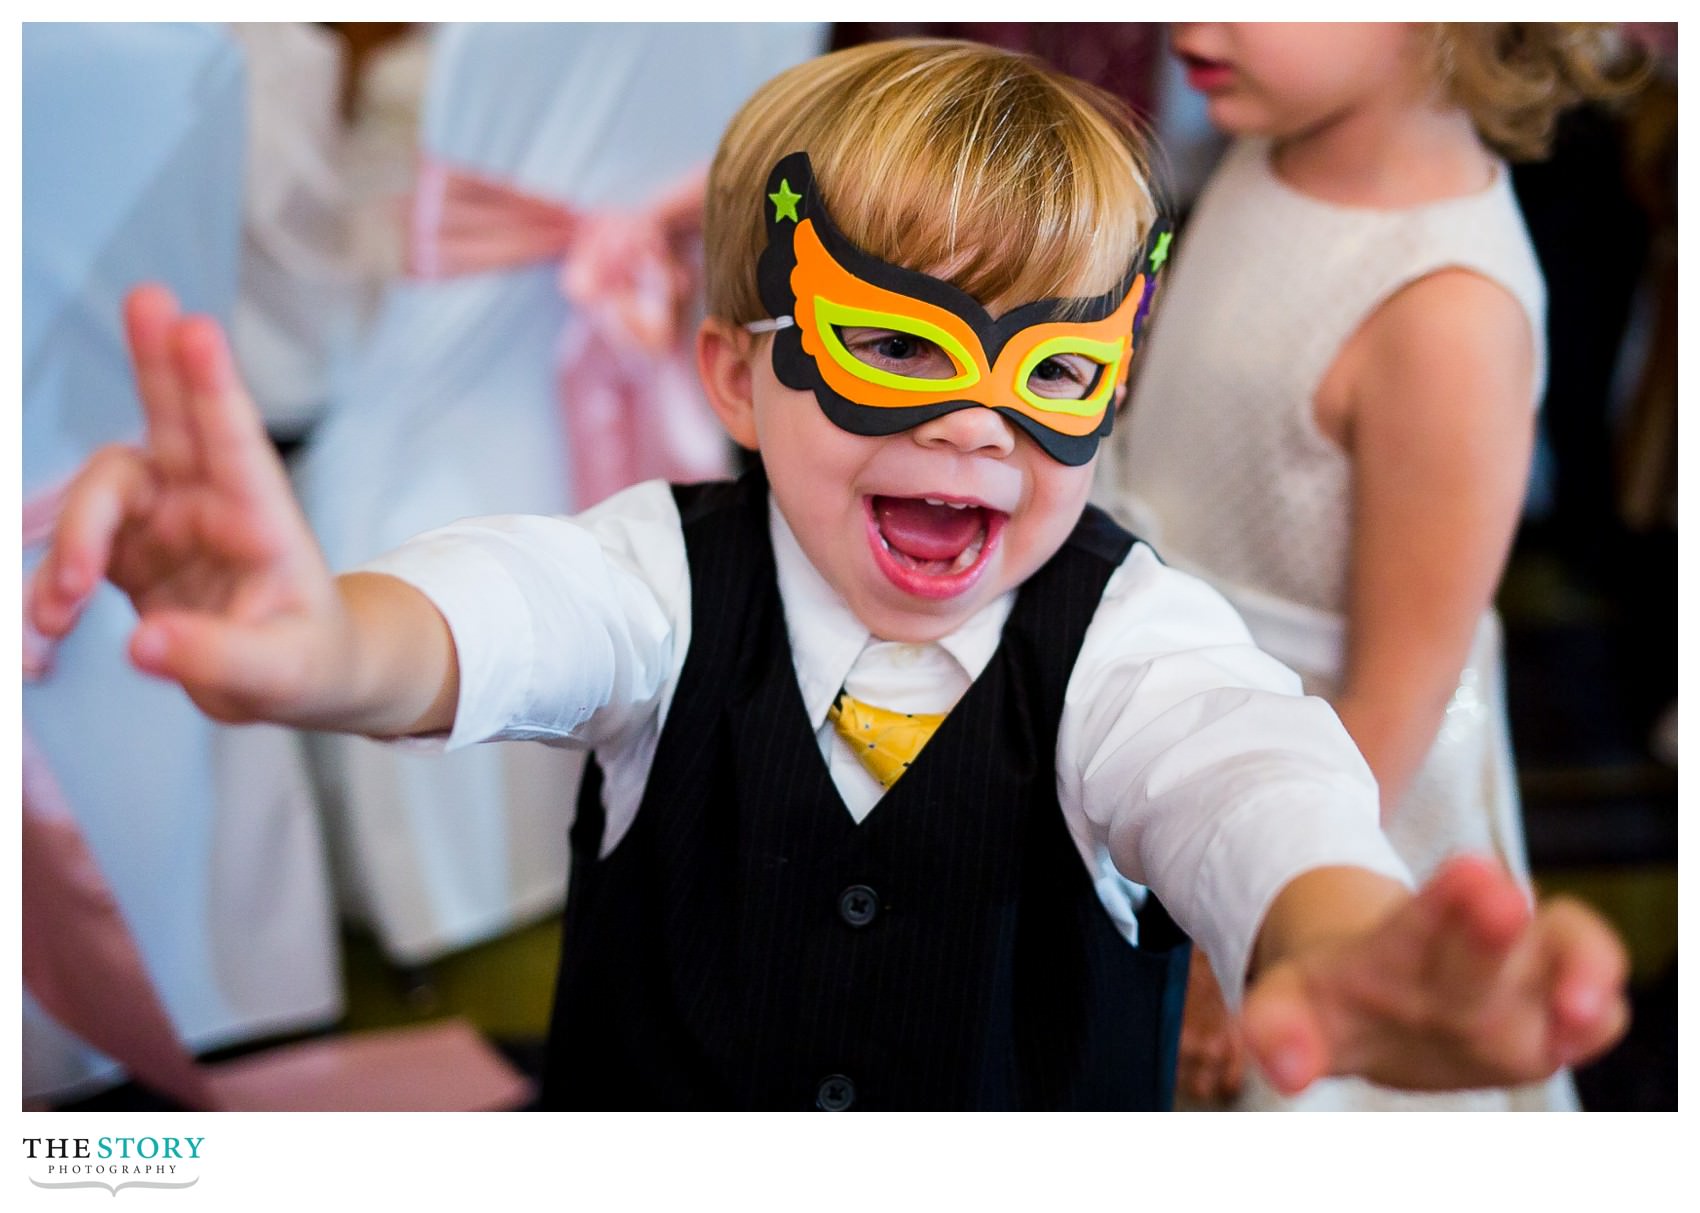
{"left": 752, "top": 151, "right": 1169, "bottom": 466}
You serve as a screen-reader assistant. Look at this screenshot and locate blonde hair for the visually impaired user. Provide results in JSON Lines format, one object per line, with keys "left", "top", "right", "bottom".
{"left": 704, "top": 38, "right": 1157, "bottom": 324}
{"left": 1431, "top": 23, "right": 1648, "bottom": 161}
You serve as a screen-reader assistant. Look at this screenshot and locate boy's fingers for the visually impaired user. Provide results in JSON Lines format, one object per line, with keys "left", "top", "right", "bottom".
{"left": 1182, "top": 1035, "right": 1244, "bottom": 1104}
{"left": 1552, "top": 982, "right": 1630, "bottom": 1072}
{"left": 171, "top": 316, "right": 291, "bottom": 503}
{"left": 129, "top": 612, "right": 308, "bottom": 721}
{"left": 1184, "top": 1025, "right": 1245, "bottom": 1095}
{"left": 124, "top": 285, "right": 196, "bottom": 478}
{"left": 29, "top": 447, "right": 156, "bottom": 636}
{"left": 1221, "top": 1040, "right": 1245, "bottom": 1100}
{"left": 1540, "top": 899, "right": 1632, "bottom": 1066}
{"left": 1240, "top": 964, "right": 1331, "bottom": 1096}
{"left": 1420, "top": 856, "right": 1530, "bottom": 995}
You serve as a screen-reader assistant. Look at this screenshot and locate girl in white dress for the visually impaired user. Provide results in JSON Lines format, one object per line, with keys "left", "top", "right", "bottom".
{"left": 1096, "top": 22, "right": 1640, "bottom": 1111}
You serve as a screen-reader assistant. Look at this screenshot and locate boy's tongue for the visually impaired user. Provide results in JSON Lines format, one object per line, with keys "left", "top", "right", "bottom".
{"left": 874, "top": 495, "right": 985, "bottom": 562}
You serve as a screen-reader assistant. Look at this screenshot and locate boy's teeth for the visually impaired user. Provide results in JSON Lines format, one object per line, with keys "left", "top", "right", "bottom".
{"left": 871, "top": 494, "right": 994, "bottom": 578}
{"left": 875, "top": 521, "right": 989, "bottom": 575}
{"left": 948, "top": 529, "right": 985, "bottom": 573}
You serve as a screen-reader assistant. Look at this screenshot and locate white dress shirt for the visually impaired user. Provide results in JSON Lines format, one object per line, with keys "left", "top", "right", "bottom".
{"left": 364, "top": 479, "right": 1410, "bottom": 1005}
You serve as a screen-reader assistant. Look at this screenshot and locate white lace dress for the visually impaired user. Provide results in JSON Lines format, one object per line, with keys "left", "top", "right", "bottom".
{"left": 1097, "top": 137, "right": 1576, "bottom": 1111}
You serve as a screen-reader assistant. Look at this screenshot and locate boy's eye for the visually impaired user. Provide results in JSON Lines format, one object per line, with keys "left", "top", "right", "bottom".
{"left": 837, "top": 327, "right": 958, "bottom": 380}
{"left": 1024, "top": 353, "right": 1101, "bottom": 400}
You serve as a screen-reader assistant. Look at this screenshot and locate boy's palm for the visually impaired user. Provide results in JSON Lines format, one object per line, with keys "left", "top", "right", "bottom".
{"left": 29, "top": 285, "right": 342, "bottom": 724}
{"left": 1242, "top": 856, "right": 1629, "bottom": 1095}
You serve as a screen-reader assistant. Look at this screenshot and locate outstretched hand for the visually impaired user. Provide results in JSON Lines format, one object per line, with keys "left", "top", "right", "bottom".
{"left": 27, "top": 285, "right": 348, "bottom": 725}
{"left": 1240, "top": 856, "right": 1629, "bottom": 1096}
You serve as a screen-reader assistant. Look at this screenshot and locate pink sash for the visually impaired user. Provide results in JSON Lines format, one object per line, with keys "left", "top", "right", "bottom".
{"left": 407, "top": 158, "right": 727, "bottom": 509}
{"left": 22, "top": 487, "right": 533, "bottom": 1110}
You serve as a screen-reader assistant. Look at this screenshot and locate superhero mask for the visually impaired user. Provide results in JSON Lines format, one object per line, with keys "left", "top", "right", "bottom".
{"left": 748, "top": 151, "right": 1171, "bottom": 466}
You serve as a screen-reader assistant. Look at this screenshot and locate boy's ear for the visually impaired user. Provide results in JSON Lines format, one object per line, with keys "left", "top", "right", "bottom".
{"left": 696, "top": 317, "right": 761, "bottom": 451}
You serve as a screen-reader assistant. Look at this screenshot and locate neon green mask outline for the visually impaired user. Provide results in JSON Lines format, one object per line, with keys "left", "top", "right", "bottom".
{"left": 1012, "top": 334, "right": 1125, "bottom": 417}
{"left": 812, "top": 297, "right": 982, "bottom": 395}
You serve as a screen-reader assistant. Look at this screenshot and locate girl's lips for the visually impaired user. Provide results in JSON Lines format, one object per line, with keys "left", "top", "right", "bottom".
{"left": 1178, "top": 52, "right": 1235, "bottom": 93}
{"left": 864, "top": 496, "right": 1006, "bottom": 601}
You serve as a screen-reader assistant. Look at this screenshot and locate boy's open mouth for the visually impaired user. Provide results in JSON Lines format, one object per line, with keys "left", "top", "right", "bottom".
{"left": 865, "top": 494, "right": 1006, "bottom": 600}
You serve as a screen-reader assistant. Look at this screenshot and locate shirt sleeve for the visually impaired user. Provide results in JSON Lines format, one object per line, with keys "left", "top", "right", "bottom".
{"left": 354, "top": 479, "right": 690, "bottom": 752}
{"left": 1056, "top": 542, "right": 1411, "bottom": 1009}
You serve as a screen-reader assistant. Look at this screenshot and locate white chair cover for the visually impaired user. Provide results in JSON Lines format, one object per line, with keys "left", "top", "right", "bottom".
{"left": 22, "top": 22, "right": 340, "bottom": 1103}
{"left": 293, "top": 22, "right": 825, "bottom": 962}
{"left": 225, "top": 22, "right": 375, "bottom": 440}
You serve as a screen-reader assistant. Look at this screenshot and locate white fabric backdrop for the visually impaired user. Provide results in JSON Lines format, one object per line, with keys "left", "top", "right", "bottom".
{"left": 293, "top": 22, "right": 826, "bottom": 963}
{"left": 23, "top": 22, "right": 341, "bottom": 1103}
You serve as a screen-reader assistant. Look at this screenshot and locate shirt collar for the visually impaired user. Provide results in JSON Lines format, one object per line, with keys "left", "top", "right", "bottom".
{"left": 767, "top": 493, "right": 1014, "bottom": 729}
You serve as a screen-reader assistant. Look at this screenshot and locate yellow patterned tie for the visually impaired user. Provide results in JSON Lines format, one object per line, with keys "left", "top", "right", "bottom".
{"left": 827, "top": 690, "right": 947, "bottom": 790}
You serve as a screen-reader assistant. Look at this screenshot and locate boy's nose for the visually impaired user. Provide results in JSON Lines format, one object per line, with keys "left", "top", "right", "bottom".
{"left": 911, "top": 405, "right": 1016, "bottom": 458}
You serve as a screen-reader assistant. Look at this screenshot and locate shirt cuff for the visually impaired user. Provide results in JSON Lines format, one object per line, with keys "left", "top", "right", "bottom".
{"left": 1193, "top": 779, "right": 1413, "bottom": 1012}
{"left": 357, "top": 535, "right": 538, "bottom": 752}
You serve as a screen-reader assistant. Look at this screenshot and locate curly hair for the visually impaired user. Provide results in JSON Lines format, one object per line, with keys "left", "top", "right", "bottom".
{"left": 1431, "top": 23, "right": 1649, "bottom": 161}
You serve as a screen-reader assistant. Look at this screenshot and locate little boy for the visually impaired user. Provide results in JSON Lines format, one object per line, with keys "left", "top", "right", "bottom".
{"left": 30, "top": 39, "right": 1627, "bottom": 1110}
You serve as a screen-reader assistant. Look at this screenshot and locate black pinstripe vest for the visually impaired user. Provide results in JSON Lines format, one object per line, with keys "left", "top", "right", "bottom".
{"left": 543, "top": 468, "right": 1189, "bottom": 1110}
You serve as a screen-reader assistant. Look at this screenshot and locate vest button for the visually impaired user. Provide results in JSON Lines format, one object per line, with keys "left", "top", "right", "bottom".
{"left": 816, "top": 1074, "right": 856, "bottom": 1111}
{"left": 838, "top": 884, "right": 879, "bottom": 927}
